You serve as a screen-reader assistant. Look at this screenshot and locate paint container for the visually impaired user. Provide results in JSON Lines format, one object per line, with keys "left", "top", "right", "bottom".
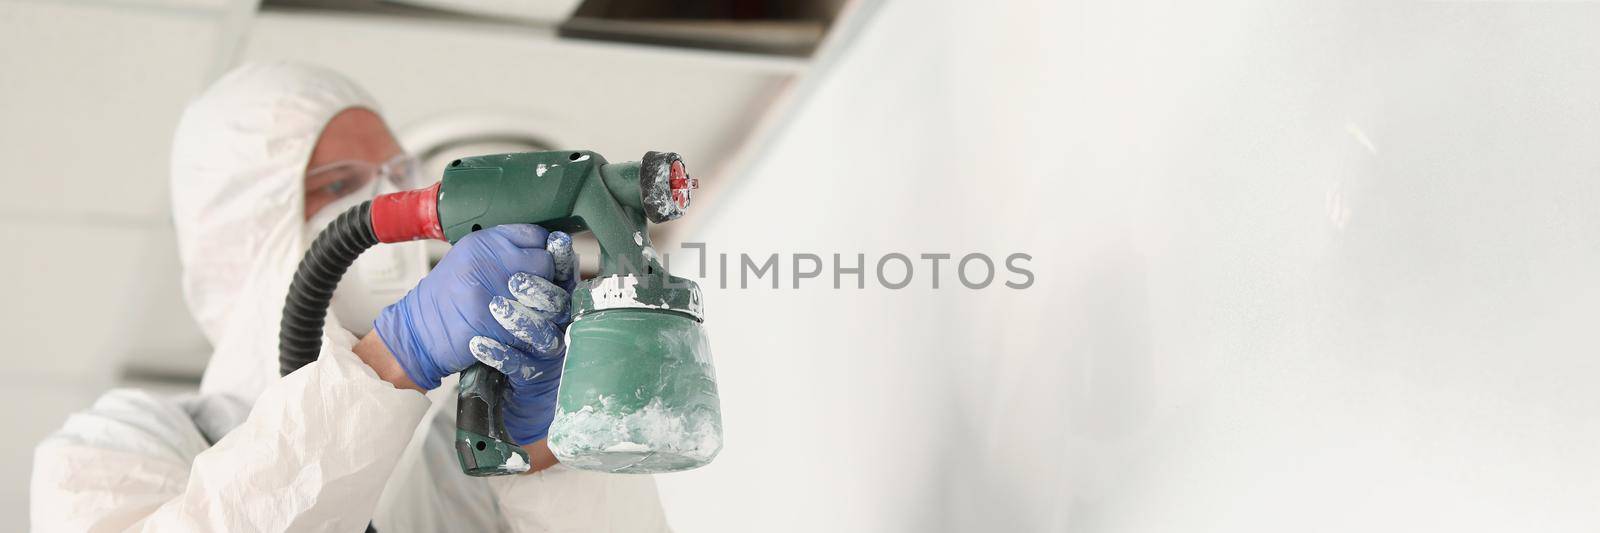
{"left": 549, "top": 275, "right": 723, "bottom": 473}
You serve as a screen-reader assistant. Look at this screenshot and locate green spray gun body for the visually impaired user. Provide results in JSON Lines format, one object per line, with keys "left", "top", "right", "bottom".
{"left": 437, "top": 150, "right": 722, "bottom": 475}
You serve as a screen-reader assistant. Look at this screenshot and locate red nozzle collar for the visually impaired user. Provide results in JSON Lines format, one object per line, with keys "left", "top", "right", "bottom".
{"left": 371, "top": 182, "right": 445, "bottom": 243}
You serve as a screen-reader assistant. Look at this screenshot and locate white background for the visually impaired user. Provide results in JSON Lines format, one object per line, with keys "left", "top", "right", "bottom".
{"left": 662, "top": 0, "right": 1600, "bottom": 531}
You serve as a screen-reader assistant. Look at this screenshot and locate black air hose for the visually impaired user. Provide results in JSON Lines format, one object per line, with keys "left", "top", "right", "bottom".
{"left": 279, "top": 201, "right": 379, "bottom": 376}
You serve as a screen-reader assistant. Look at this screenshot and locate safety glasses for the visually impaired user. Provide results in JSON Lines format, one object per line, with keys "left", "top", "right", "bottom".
{"left": 306, "top": 153, "right": 422, "bottom": 199}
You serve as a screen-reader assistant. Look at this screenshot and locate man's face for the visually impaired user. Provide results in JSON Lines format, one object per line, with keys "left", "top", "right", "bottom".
{"left": 304, "top": 107, "right": 404, "bottom": 220}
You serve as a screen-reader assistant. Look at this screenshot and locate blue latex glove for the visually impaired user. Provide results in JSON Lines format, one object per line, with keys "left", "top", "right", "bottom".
{"left": 469, "top": 231, "right": 577, "bottom": 445}
{"left": 375, "top": 224, "right": 557, "bottom": 390}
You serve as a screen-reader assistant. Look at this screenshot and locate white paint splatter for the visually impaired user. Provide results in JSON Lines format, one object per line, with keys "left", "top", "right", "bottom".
{"left": 604, "top": 442, "right": 651, "bottom": 453}
{"left": 687, "top": 289, "right": 703, "bottom": 318}
{"left": 549, "top": 396, "right": 722, "bottom": 473}
{"left": 536, "top": 163, "right": 549, "bottom": 177}
{"left": 589, "top": 275, "right": 667, "bottom": 310}
{"left": 490, "top": 296, "right": 562, "bottom": 353}
{"left": 508, "top": 273, "right": 566, "bottom": 315}
{"left": 548, "top": 232, "right": 575, "bottom": 282}
{"left": 469, "top": 337, "right": 508, "bottom": 370}
{"left": 502, "top": 451, "right": 530, "bottom": 473}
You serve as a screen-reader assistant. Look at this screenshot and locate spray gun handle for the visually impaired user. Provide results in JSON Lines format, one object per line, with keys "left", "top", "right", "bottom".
{"left": 367, "top": 182, "right": 529, "bottom": 475}
{"left": 454, "top": 363, "right": 530, "bottom": 475}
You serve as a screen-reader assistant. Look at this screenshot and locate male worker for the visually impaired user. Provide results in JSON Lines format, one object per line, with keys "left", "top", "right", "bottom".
{"left": 30, "top": 62, "right": 669, "bottom": 531}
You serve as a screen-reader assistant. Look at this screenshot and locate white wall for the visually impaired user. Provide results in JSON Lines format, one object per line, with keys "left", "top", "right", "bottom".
{"left": 0, "top": 0, "right": 239, "bottom": 524}
{"left": 658, "top": 0, "right": 1600, "bottom": 531}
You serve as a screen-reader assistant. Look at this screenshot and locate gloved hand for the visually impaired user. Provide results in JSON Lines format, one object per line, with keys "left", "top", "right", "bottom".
{"left": 469, "top": 231, "right": 577, "bottom": 445}
{"left": 374, "top": 224, "right": 560, "bottom": 391}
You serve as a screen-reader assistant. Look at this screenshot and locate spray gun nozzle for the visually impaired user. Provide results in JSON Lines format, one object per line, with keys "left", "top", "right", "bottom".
{"left": 640, "top": 151, "right": 693, "bottom": 223}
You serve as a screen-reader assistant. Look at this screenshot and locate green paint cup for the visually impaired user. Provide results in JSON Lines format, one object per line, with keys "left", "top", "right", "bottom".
{"left": 549, "top": 276, "right": 723, "bottom": 473}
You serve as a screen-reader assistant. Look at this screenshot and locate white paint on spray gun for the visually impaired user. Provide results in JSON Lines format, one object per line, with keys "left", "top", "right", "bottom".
{"left": 590, "top": 275, "right": 669, "bottom": 310}
{"left": 502, "top": 451, "right": 530, "bottom": 473}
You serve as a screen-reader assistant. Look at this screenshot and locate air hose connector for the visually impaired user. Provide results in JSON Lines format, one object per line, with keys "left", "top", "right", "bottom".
{"left": 279, "top": 201, "right": 379, "bottom": 376}
{"left": 279, "top": 183, "right": 443, "bottom": 376}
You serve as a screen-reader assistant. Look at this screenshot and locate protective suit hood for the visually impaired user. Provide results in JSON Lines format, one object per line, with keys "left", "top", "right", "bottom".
{"left": 170, "top": 61, "right": 379, "bottom": 399}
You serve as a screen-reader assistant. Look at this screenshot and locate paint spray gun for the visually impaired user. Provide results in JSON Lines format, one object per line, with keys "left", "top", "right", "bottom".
{"left": 279, "top": 150, "right": 722, "bottom": 475}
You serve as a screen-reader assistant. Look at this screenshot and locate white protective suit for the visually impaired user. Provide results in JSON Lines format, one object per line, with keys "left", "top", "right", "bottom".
{"left": 30, "top": 62, "right": 670, "bottom": 532}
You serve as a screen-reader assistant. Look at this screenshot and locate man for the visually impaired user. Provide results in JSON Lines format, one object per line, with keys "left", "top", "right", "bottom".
{"left": 31, "top": 62, "right": 668, "bottom": 531}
